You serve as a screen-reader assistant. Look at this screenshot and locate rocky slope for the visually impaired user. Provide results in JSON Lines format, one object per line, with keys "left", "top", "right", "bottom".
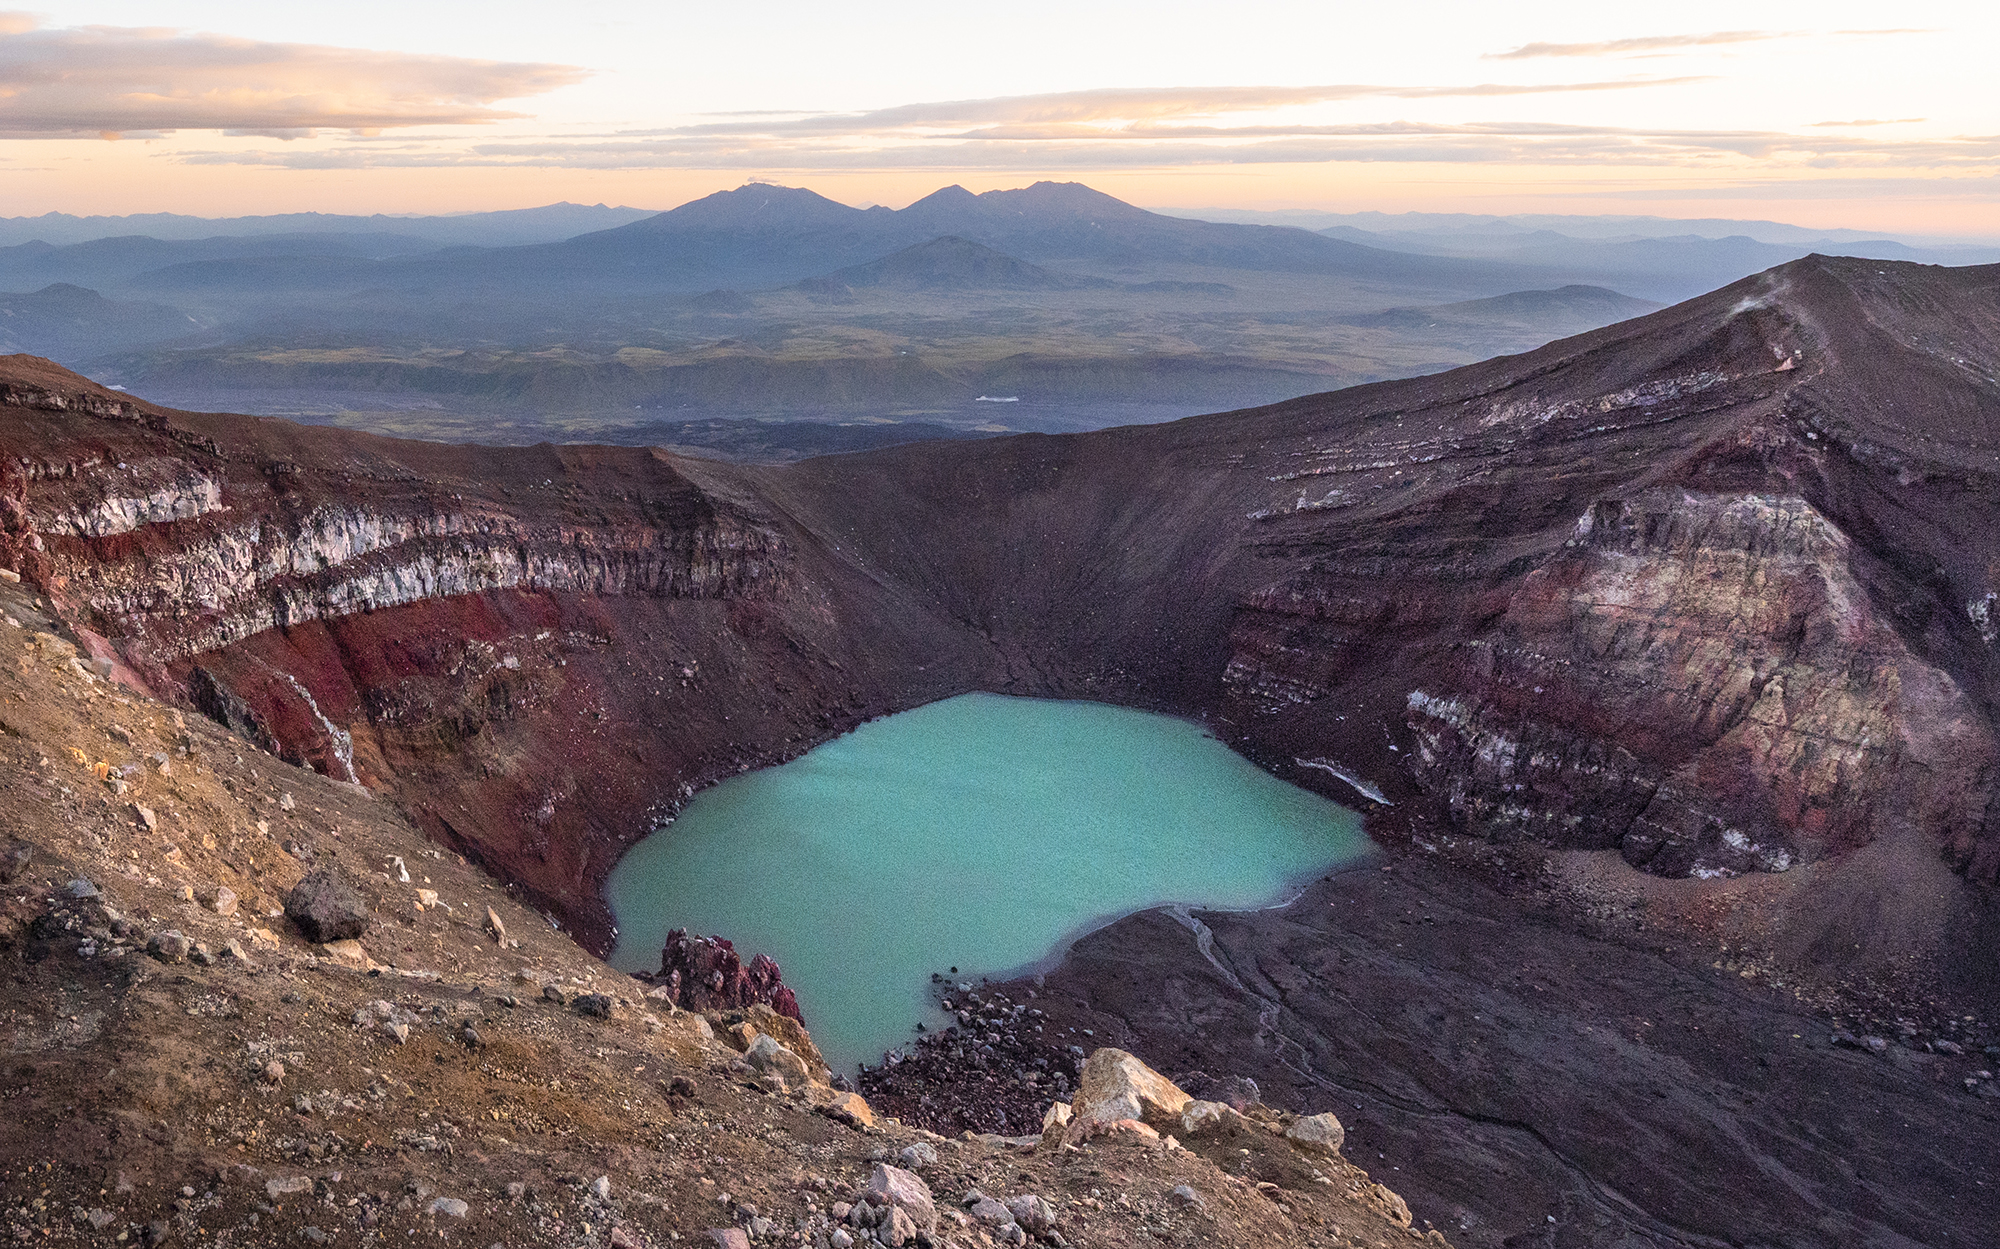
{"left": 0, "top": 571, "right": 1441, "bottom": 1249}
{"left": 4, "top": 254, "right": 2000, "bottom": 1242}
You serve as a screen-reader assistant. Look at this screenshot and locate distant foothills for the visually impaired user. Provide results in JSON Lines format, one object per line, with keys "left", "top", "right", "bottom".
{"left": 0, "top": 181, "right": 1993, "bottom": 461}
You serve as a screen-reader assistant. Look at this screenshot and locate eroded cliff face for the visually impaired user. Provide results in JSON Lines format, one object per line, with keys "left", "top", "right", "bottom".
{"left": 2, "top": 256, "right": 1997, "bottom": 977}
{"left": 0, "top": 355, "right": 994, "bottom": 946}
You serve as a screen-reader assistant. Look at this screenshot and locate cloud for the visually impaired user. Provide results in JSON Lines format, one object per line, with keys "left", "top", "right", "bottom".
{"left": 0, "top": 12, "right": 587, "bottom": 138}
{"left": 1488, "top": 31, "right": 1798, "bottom": 59}
{"left": 175, "top": 120, "right": 2000, "bottom": 175}
{"left": 1811, "top": 118, "right": 1926, "bottom": 128}
{"left": 643, "top": 80, "right": 1707, "bottom": 139}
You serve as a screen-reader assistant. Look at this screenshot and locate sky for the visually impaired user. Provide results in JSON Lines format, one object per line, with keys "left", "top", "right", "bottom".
{"left": 0, "top": 2, "right": 1995, "bottom": 237}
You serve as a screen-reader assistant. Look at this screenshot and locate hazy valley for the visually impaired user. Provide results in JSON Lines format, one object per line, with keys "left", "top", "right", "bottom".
{"left": 16, "top": 182, "right": 1990, "bottom": 460}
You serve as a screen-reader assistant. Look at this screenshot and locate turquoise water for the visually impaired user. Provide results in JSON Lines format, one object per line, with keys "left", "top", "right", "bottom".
{"left": 604, "top": 693, "right": 1371, "bottom": 1072}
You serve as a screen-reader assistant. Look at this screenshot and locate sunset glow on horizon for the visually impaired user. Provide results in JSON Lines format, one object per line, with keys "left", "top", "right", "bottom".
{"left": 1, "top": 1, "right": 1994, "bottom": 237}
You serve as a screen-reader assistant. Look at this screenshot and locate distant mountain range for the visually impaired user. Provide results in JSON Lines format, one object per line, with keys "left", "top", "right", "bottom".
{"left": 0, "top": 202, "right": 658, "bottom": 249}
{"left": 2, "top": 180, "right": 1990, "bottom": 448}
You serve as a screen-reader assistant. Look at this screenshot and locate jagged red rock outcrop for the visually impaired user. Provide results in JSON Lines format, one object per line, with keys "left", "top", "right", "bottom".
{"left": 650, "top": 929, "right": 801, "bottom": 1020}
{"left": 2, "top": 256, "right": 1998, "bottom": 982}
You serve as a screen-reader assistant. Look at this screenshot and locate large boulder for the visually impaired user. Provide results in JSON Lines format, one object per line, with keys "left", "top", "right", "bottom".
{"left": 864, "top": 1164, "right": 936, "bottom": 1235}
{"left": 284, "top": 868, "right": 370, "bottom": 943}
{"left": 1285, "top": 1111, "right": 1346, "bottom": 1156}
{"left": 745, "top": 1033, "right": 813, "bottom": 1089}
{"left": 1066, "top": 1048, "right": 1191, "bottom": 1137}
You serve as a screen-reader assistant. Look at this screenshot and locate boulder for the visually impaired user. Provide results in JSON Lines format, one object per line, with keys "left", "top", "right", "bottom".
{"left": 1004, "top": 1195, "right": 1055, "bottom": 1234}
{"left": 284, "top": 869, "right": 369, "bottom": 943}
{"left": 1041, "top": 1101, "right": 1072, "bottom": 1134}
{"left": 745, "top": 1033, "right": 812, "bottom": 1088}
{"left": 147, "top": 930, "right": 191, "bottom": 964}
{"left": 1065, "top": 1048, "right": 1190, "bottom": 1137}
{"left": 1178, "top": 1099, "right": 1242, "bottom": 1137}
{"left": 967, "top": 1197, "right": 1013, "bottom": 1226}
{"left": 1285, "top": 1111, "right": 1346, "bottom": 1156}
{"left": 865, "top": 1164, "right": 936, "bottom": 1235}
{"left": 824, "top": 1090, "right": 874, "bottom": 1128}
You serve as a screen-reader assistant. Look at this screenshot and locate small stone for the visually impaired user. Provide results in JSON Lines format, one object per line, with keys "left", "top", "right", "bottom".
{"left": 383, "top": 1021, "right": 410, "bottom": 1044}
{"left": 485, "top": 907, "right": 508, "bottom": 945}
{"left": 0, "top": 840, "right": 30, "bottom": 884}
{"left": 1284, "top": 1111, "right": 1346, "bottom": 1156}
{"left": 573, "top": 992, "right": 615, "bottom": 1020}
{"left": 301, "top": 1228, "right": 330, "bottom": 1244}
{"left": 148, "top": 929, "right": 192, "bottom": 964}
{"left": 707, "top": 1230, "right": 750, "bottom": 1249}
{"left": 261, "top": 1060, "right": 286, "bottom": 1085}
{"left": 897, "top": 1142, "right": 938, "bottom": 1169}
{"left": 133, "top": 805, "right": 157, "bottom": 831}
{"left": 829, "top": 1230, "right": 853, "bottom": 1249}
{"left": 746, "top": 1216, "right": 774, "bottom": 1237}
{"left": 1168, "top": 1184, "right": 1204, "bottom": 1210}
{"left": 590, "top": 1175, "right": 612, "bottom": 1200}
{"left": 207, "top": 886, "right": 239, "bottom": 917}
{"left": 506, "top": 1182, "right": 527, "bottom": 1201}
{"left": 879, "top": 1206, "right": 918, "bottom": 1247}
{"left": 266, "top": 1176, "right": 313, "bottom": 1198}
{"left": 1041, "top": 1101, "right": 1073, "bottom": 1134}
{"left": 610, "top": 1227, "right": 645, "bottom": 1249}
{"left": 285, "top": 869, "right": 370, "bottom": 943}
{"left": 429, "top": 1197, "right": 469, "bottom": 1218}
{"left": 279, "top": 792, "right": 296, "bottom": 811}
{"left": 87, "top": 1208, "right": 116, "bottom": 1229}
{"left": 416, "top": 888, "right": 440, "bottom": 909}
{"left": 64, "top": 877, "right": 100, "bottom": 900}
{"left": 542, "top": 984, "right": 567, "bottom": 1005}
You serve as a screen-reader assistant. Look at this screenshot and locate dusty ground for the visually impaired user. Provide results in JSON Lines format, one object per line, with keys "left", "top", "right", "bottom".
{"left": 0, "top": 571, "right": 1445, "bottom": 1249}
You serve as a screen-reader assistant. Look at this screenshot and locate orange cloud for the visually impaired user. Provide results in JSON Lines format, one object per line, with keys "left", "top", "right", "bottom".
{"left": 0, "top": 12, "right": 587, "bottom": 138}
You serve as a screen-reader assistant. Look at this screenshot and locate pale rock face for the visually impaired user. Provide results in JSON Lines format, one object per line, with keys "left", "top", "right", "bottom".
{"left": 1284, "top": 1111, "right": 1345, "bottom": 1155}
{"left": 1065, "top": 1048, "right": 1191, "bottom": 1137}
